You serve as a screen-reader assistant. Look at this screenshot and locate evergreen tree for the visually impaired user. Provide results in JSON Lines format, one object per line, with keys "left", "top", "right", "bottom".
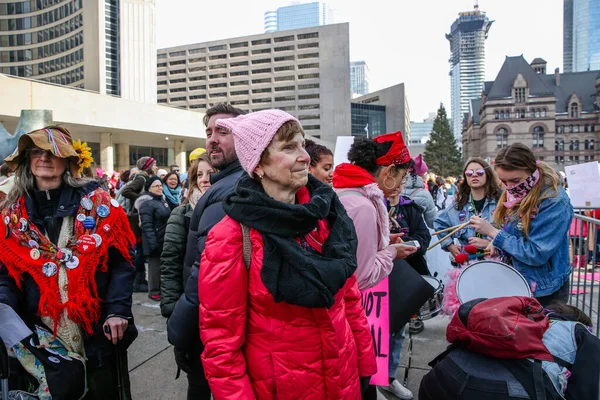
{"left": 423, "top": 103, "right": 463, "bottom": 177}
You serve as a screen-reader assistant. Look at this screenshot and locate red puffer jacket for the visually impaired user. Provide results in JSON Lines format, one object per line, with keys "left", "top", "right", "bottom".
{"left": 199, "top": 216, "right": 377, "bottom": 400}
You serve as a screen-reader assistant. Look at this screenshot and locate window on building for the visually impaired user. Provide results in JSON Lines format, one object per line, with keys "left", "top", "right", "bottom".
{"left": 570, "top": 102, "right": 578, "bottom": 118}
{"left": 585, "top": 124, "right": 589, "bottom": 132}
{"left": 505, "top": 110, "right": 510, "bottom": 119}
{"left": 229, "top": 41, "right": 248, "bottom": 49}
{"left": 496, "top": 128, "right": 508, "bottom": 149}
{"left": 299, "top": 104, "right": 320, "bottom": 110}
{"left": 169, "top": 50, "right": 186, "bottom": 57}
{"left": 297, "top": 42, "right": 319, "bottom": 49}
{"left": 535, "top": 109, "right": 541, "bottom": 118}
{"left": 209, "top": 54, "right": 227, "bottom": 60}
{"left": 230, "top": 61, "right": 249, "bottom": 68}
{"left": 591, "top": 140, "right": 595, "bottom": 150}
{"left": 298, "top": 83, "right": 319, "bottom": 90}
{"left": 274, "top": 95, "right": 296, "bottom": 102}
{"left": 230, "top": 90, "right": 249, "bottom": 96}
{"left": 274, "top": 55, "right": 294, "bottom": 62}
{"left": 274, "top": 35, "right": 294, "bottom": 43}
{"left": 558, "top": 126, "right": 564, "bottom": 134}
{"left": 209, "top": 63, "right": 227, "bottom": 70}
{"left": 500, "top": 111, "right": 505, "bottom": 119}
{"left": 208, "top": 44, "right": 226, "bottom": 51}
{"left": 541, "top": 109, "right": 547, "bottom": 117}
{"left": 252, "top": 98, "right": 271, "bottom": 104}
{"left": 298, "top": 63, "right": 319, "bottom": 69}
{"left": 189, "top": 85, "right": 206, "bottom": 91}
{"left": 209, "top": 73, "right": 228, "bottom": 79}
{"left": 520, "top": 109, "right": 526, "bottom": 118}
{"left": 574, "top": 125, "right": 580, "bottom": 133}
{"left": 569, "top": 125, "right": 573, "bottom": 133}
{"left": 189, "top": 57, "right": 206, "bottom": 64}
{"left": 274, "top": 46, "right": 294, "bottom": 52}
{"left": 189, "top": 48, "right": 206, "bottom": 54}
{"left": 209, "top": 83, "right": 227, "bottom": 89}
{"left": 230, "top": 51, "right": 248, "bottom": 58}
{"left": 574, "top": 139, "right": 580, "bottom": 150}
{"left": 585, "top": 155, "right": 590, "bottom": 161}
{"left": 251, "top": 38, "right": 271, "bottom": 46}
{"left": 252, "top": 48, "right": 271, "bottom": 55}
{"left": 274, "top": 75, "right": 294, "bottom": 82}
{"left": 556, "top": 139, "right": 565, "bottom": 151}
{"left": 230, "top": 100, "right": 249, "bottom": 105}
{"left": 569, "top": 156, "right": 574, "bottom": 162}
{"left": 297, "top": 32, "right": 318, "bottom": 40}
{"left": 252, "top": 88, "right": 272, "bottom": 94}
{"left": 495, "top": 111, "right": 499, "bottom": 120}
{"left": 274, "top": 86, "right": 295, "bottom": 92}
{"left": 298, "top": 115, "right": 320, "bottom": 120}
{"left": 530, "top": 109, "right": 535, "bottom": 118}
{"left": 252, "top": 58, "right": 271, "bottom": 65}
{"left": 569, "top": 140, "right": 574, "bottom": 151}
{"left": 585, "top": 140, "right": 590, "bottom": 150}
{"left": 252, "top": 78, "right": 271, "bottom": 84}
{"left": 252, "top": 68, "right": 271, "bottom": 74}
{"left": 299, "top": 93, "right": 320, "bottom": 100}
{"left": 189, "top": 76, "right": 207, "bottom": 81}
{"left": 170, "top": 69, "right": 186, "bottom": 75}
{"left": 592, "top": 125, "right": 596, "bottom": 132}
{"left": 170, "top": 96, "right": 186, "bottom": 102}
{"left": 555, "top": 156, "right": 564, "bottom": 164}
{"left": 297, "top": 52, "right": 319, "bottom": 59}
{"left": 189, "top": 94, "right": 206, "bottom": 100}
{"left": 299, "top": 73, "right": 319, "bottom": 79}
{"left": 230, "top": 70, "right": 249, "bottom": 77}
{"left": 170, "top": 87, "right": 186, "bottom": 93}
{"left": 169, "top": 60, "right": 186, "bottom": 66}
{"left": 275, "top": 65, "right": 295, "bottom": 72}
{"left": 515, "top": 88, "right": 526, "bottom": 103}
{"left": 532, "top": 126, "right": 544, "bottom": 148}
{"left": 230, "top": 80, "right": 248, "bottom": 86}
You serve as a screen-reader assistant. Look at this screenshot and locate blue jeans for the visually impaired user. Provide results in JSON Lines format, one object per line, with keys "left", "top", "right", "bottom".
{"left": 388, "top": 327, "right": 406, "bottom": 378}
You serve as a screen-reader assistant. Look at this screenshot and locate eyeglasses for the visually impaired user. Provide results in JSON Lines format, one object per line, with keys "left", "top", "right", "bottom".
{"left": 150, "top": 184, "right": 162, "bottom": 189}
{"left": 465, "top": 169, "right": 485, "bottom": 178}
{"left": 28, "top": 148, "right": 54, "bottom": 158}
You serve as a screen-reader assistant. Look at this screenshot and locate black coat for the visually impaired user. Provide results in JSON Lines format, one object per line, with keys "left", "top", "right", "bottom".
{"left": 160, "top": 203, "right": 193, "bottom": 318}
{"left": 0, "top": 183, "right": 137, "bottom": 369}
{"left": 136, "top": 193, "right": 171, "bottom": 257}
{"left": 167, "top": 160, "right": 244, "bottom": 350}
{"left": 388, "top": 197, "right": 432, "bottom": 275}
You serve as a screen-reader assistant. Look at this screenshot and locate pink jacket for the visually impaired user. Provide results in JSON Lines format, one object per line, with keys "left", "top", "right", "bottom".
{"left": 336, "top": 184, "right": 396, "bottom": 290}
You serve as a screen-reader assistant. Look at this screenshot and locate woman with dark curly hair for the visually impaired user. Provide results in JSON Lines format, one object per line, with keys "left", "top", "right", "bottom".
{"left": 333, "top": 132, "right": 417, "bottom": 291}
{"left": 305, "top": 139, "right": 334, "bottom": 185}
{"left": 434, "top": 157, "right": 502, "bottom": 259}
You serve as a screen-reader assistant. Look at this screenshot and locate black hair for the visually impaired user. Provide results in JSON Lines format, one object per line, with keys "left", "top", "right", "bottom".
{"left": 203, "top": 103, "right": 246, "bottom": 126}
{"left": 305, "top": 139, "right": 333, "bottom": 167}
{"left": 347, "top": 137, "right": 412, "bottom": 176}
{"left": 162, "top": 171, "right": 181, "bottom": 186}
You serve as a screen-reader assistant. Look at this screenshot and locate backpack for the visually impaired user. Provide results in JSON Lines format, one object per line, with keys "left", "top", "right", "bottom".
{"left": 116, "top": 175, "right": 146, "bottom": 216}
{"left": 446, "top": 297, "right": 554, "bottom": 361}
{"left": 422, "top": 297, "right": 573, "bottom": 400}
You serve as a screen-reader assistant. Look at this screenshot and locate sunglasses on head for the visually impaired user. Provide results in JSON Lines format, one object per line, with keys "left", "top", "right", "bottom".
{"left": 465, "top": 169, "right": 485, "bottom": 177}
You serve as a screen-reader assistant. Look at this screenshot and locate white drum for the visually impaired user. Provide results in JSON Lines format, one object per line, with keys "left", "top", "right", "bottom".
{"left": 456, "top": 260, "right": 531, "bottom": 304}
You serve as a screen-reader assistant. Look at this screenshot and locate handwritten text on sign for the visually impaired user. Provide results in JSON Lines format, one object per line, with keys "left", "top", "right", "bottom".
{"left": 361, "top": 277, "right": 390, "bottom": 386}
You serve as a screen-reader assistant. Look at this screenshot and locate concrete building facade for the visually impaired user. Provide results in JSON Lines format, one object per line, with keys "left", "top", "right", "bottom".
{"left": 264, "top": 1, "right": 329, "bottom": 33}
{"left": 446, "top": 5, "right": 492, "bottom": 142}
{"left": 157, "top": 23, "right": 351, "bottom": 145}
{"left": 462, "top": 56, "right": 600, "bottom": 169}
{"left": 0, "top": 0, "right": 156, "bottom": 102}
{"left": 353, "top": 83, "right": 410, "bottom": 143}
{"left": 350, "top": 60, "right": 369, "bottom": 96}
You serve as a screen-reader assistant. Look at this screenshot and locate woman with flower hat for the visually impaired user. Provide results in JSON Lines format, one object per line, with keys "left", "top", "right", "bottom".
{"left": 0, "top": 126, "right": 137, "bottom": 398}
{"left": 469, "top": 143, "right": 574, "bottom": 305}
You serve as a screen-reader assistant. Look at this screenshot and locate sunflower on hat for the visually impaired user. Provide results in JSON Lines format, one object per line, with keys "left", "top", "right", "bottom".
{"left": 72, "top": 139, "right": 94, "bottom": 173}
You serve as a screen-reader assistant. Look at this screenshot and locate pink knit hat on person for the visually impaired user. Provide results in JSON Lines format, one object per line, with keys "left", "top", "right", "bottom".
{"left": 216, "top": 109, "right": 299, "bottom": 175}
{"left": 412, "top": 154, "right": 428, "bottom": 176}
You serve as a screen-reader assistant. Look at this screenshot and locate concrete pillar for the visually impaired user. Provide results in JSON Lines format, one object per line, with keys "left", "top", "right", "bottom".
{"left": 99, "top": 132, "right": 114, "bottom": 175}
{"left": 115, "top": 143, "right": 130, "bottom": 172}
{"left": 167, "top": 146, "right": 175, "bottom": 168}
{"left": 175, "top": 140, "right": 187, "bottom": 173}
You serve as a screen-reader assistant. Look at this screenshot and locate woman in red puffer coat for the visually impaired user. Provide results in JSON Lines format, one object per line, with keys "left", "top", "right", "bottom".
{"left": 199, "top": 110, "right": 377, "bottom": 400}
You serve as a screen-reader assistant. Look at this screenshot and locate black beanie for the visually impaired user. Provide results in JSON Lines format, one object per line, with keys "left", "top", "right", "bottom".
{"left": 144, "top": 176, "right": 162, "bottom": 191}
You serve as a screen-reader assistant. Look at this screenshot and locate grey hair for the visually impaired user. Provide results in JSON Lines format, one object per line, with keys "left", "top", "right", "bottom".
{"left": 0, "top": 154, "right": 93, "bottom": 210}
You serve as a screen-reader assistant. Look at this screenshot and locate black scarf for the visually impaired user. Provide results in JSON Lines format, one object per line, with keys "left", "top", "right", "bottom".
{"left": 223, "top": 174, "right": 358, "bottom": 308}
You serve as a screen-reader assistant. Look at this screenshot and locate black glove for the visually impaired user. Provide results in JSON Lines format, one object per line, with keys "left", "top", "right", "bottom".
{"left": 359, "top": 376, "right": 372, "bottom": 396}
{"left": 173, "top": 347, "right": 191, "bottom": 374}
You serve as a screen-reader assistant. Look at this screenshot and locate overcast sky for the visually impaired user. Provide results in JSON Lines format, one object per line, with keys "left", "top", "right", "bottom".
{"left": 156, "top": 0, "right": 563, "bottom": 122}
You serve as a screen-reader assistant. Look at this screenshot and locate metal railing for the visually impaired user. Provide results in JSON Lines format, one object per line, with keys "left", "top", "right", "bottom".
{"left": 569, "top": 210, "right": 600, "bottom": 336}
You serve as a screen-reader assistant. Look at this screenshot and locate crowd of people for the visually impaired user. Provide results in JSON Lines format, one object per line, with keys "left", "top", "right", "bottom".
{"left": 0, "top": 103, "right": 598, "bottom": 400}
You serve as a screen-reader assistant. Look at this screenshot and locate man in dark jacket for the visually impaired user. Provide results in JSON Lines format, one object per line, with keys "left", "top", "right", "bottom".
{"left": 120, "top": 156, "right": 158, "bottom": 292}
{"left": 167, "top": 103, "right": 245, "bottom": 399}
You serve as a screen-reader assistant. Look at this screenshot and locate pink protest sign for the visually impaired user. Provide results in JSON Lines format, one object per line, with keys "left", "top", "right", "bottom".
{"left": 361, "top": 277, "right": 390, "bottom": 386}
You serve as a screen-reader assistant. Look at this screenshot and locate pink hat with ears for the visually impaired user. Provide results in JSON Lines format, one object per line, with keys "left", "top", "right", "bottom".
{"left": 216, "top": 109, "right": 299, "bottom": 175}
{"left": 412, "top": 154, "right": 428, "bottom": 175}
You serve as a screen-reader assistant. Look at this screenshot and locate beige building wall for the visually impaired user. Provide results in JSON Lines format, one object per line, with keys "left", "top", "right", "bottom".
{"left": 82, "top": 0, "right": 105, "bottom": 94}
{"left": 157, "top": 23, "right": 351, "bottom": 144}
{"left": 354, "top": 83, "right": 411, "bottom": 142}
{"left": 120, "top": 0, "right": 157, "bottom": 103}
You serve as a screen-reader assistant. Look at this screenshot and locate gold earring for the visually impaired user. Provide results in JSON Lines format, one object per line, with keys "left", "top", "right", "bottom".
{"left": 383, "top": 175, "right": 397, "bottom": 190}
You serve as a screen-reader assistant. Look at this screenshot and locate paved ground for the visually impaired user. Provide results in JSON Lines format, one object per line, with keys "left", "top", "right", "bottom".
{"left": 128, "top": 293, "right": 450, "bottom": 400}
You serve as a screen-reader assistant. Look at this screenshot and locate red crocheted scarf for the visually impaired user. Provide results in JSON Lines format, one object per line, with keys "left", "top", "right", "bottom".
{"left": 0, "top": 189, "right": 135, "bottom": 334}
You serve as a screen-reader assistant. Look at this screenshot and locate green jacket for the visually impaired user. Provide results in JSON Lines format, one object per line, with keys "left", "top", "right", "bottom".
{"left": 160, "top": 203, "right": 193, "bottom": 318}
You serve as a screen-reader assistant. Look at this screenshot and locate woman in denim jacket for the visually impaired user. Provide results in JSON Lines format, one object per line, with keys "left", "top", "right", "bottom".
{"left": 470, "top": 143, "right": 574, "bottom": 305}
{"left": 434, "top": 158, "right": 502, "bottom": 259}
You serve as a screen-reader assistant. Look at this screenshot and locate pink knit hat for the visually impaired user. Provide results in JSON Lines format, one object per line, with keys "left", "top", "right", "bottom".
{"left": 216, "top": 109, "right": 299, "bottom": 175}
{"left": 412, "top": 154, "right": 428, "bottom": 175}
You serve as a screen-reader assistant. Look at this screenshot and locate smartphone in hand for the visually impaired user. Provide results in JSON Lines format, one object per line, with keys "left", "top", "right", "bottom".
{"left": 402, "top": 240, "right": 421, "bottom": 249}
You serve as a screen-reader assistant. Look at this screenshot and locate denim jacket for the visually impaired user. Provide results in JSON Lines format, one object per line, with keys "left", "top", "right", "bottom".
{"left": 541, "top": 320, "right": 579, "bottom": 396}
{"left": 433, "top": 195, "right": 498, "bottom": 250}
{"left": 493, "top": 187, "right": 573, "bottom": 297}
